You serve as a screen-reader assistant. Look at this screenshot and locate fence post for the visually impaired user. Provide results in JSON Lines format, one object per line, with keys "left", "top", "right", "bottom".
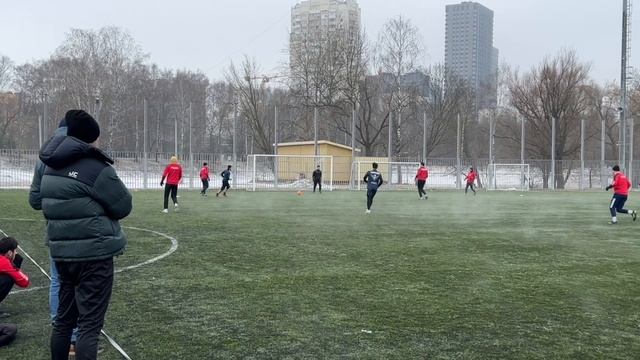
{"left": 580, "top": 119, "right": 585, "bottom": 190}
{"left": 143, "top": 99, "right": 148, "bottom": 189}
{"left": 551, "top": 116, "right": 556, "bottom": 190}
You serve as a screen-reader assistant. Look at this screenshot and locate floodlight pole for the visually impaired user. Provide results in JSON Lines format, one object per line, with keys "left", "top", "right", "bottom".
{"left": 580, "top": 118, "right": 585, "bottom": 191}
{"left": 314, "top": 107, "right": 318, "bottom": 156}
{"left": 489, "top": 112, "right": 494, "bottom": 188}
{"left": 143, "top": 99, "right": 148, "bottom": 189}
{"left": 601, "top": 115, "right": 606, "bottom": 189}
{"left": 274, "top": 105, "right": 278, "bottom": 188}
{"left": 422, "top": 112, "right": 427, "bottom": 161}
{"left": 388, "top": 111, "right": 393, "bottom": 160}
{"left": 521, "top": 115, "right": 526, "bottom": 190}
{"left": 43, "top": 92, "right": 48, "bottom": 140}
{"left": 551, "top": 116, "right": 556, "bottom": 190}
{"left": 456, "top": 114, "right": 461, "bottom": 189}
{"left": 189, "top": 102, "right": 193, "bottom": 189}
{"left": 351, "top": 106, "right": 356, "bottom": 190}
{"left": 630, "top": 116, "right": 634, "bottom": 184}
{"left": 233, "top": 104, "right": 237, "bottom": 189}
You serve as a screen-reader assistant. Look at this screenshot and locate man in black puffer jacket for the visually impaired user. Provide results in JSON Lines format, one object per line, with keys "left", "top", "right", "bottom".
{"left": 31, "top": 110, "right": 132, "bottom": 360}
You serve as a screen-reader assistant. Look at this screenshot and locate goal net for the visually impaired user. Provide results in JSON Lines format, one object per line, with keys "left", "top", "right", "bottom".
{"left": 487, "top": 163, "right": 530, "bottom": 191}
{"left": 246, "top": 155, "right": 333, "bottom": 191}
{"left": 354, "top": 161, "right": 420, "bottom": 190}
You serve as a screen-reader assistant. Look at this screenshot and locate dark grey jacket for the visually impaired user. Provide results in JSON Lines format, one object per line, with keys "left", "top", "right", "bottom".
{"left": 30, "top": 135, "right": 132, "bottom": 262}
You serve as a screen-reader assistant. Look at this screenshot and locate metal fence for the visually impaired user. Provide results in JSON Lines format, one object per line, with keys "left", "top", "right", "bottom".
{"left": 1, "top": 149, "right": 637, "bottom": 191}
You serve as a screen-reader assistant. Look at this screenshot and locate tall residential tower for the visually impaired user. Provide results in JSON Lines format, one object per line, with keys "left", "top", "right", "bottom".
{"left": 290, "top": 0, "right": 361, "bottom": 47}
{"left": 445, "top": 1, "right": 497, "bottom": 110}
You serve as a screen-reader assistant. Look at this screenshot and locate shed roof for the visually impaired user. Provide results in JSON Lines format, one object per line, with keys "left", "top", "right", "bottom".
{"left": 276, "top": 140, "right": 359, "bottom": 152}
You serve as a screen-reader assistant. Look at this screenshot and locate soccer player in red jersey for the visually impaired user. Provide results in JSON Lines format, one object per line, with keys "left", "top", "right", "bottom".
{"left": 606, "top": 165, "right": 636, "bottom": 224}
{"left": 464, "top": 167, "right": 477, "bottom": 195}
{"left": 415, "top": 162, "right": 429, "bottom": 199}
{"left": 161, "top": 156, "right": 183, "bottom": 213}
{"left": 200, "top": 162, "right": 210, "bottom": 196}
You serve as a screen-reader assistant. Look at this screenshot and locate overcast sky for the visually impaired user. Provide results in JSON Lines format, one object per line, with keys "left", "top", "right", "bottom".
{"left": 1, "top": 0, "right": 636, "bottom": 84}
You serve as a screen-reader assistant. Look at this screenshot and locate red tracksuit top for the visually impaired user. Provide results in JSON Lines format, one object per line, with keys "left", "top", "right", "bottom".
{"left": 162, "top": 164, "right": 183, "bottom": 185}
{"left": 200, "top": 166, "right": 209, "bottom": 180}
{"left": 0, "top": 256, "right": 29, "bottom": 288}
{"left": 612, "top": 171, "right": 631, "bottom": 196}
{"left": 416, "top": 166, "right": 429, "bottom": 181}
{"left": 466, "top": 171, "right": 477, "bottom": 184}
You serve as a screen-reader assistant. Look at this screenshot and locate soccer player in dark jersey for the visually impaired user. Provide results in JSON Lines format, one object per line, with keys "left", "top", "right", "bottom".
{"left": 363, "top": 162, "right": 383, "bottom": 214}
{"left": 415, "top": 162, "right": 429, "bottom": 199}
{"left": 606, "top": 165, "right": 636, "bottom": 224}
{"left": 312, "top": 165, "right": 322, "bottom": 193}
{"left": 216, "top": 165, "right": 232, "bottom": 197}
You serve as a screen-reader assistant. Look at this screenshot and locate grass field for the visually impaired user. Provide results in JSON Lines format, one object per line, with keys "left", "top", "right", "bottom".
{"left": 0, "top": 188, "right": 639, "bottom": 359}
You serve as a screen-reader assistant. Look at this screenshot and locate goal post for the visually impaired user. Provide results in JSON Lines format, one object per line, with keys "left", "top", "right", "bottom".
{"left": 488, "top": 163, "right": 530, "bottom": 191}
{"left": 246, "top": 154, "right": 333, "bottom": 191}
{"left": 354, "top": 161, "right": 420, "bottom": 190}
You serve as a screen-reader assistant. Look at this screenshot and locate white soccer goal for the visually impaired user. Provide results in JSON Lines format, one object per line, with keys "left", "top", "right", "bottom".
{"left": 354, "top": 161, "right": 420, "bottom": 190}
{"left": 488, "top": 163, "right": 530, "bottom": 191}
{"left": 246, "top": 154, "right": 333, "bottom": 191}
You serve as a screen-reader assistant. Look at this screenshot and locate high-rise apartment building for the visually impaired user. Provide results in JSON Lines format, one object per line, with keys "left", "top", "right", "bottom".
{"left": 445, "top": 1, "right": 497, "bottom": 110}
{"left": 290, "top": 0, "right": 361, "bottom": 58}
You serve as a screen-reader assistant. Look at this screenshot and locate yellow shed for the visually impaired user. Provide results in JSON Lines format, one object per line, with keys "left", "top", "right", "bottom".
{"left": 276, "top": 140, "right": 358, "bottom": 184}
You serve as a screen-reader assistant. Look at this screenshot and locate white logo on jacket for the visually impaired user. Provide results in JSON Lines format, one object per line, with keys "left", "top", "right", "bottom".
{"left": 68, "top": 171, "right": 78, "bottom": 178}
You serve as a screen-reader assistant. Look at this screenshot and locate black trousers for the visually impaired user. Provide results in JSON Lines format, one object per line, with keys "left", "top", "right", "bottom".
{"left": 367, "top": 189, "right": 378, "bottom": 210}
{"left": 416, "top": 180, "right": 426, "bottom": 197}
{"left": 0, "top": 324, "right": 17, "bottom": 347}
{"left": 163, "top": 184, "right": 178, "bottom": 209}
{"left": 0, "top": 254, "right": 23, "bottom": 305}
{"left": 201, "top": 179, "right": 209, "bottom": 194}
{"left": 51, "top": 258, "right": 114, "bottom": 360}
{"left": 313, "top": 180, "right": 321, "bottom": 192}
{"left": 465, "top": 183, "right": 476, "bottom": 194}
{"left": 219, "top": 181, "right": 230, "bottom": 192}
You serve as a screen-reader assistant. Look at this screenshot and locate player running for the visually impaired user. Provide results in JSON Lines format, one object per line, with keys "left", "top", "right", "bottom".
{"left": 606, "top": 165, "right": 636, "bottom": 224}
{"left": 216, "top": 165, "right": 232, "bottom": 197}
{"left": 363, "top": 162, "right": 383, "bottom": 214}
{"left": 464, "top": 167, "right": 477, "bottom": 195}
{"left": 415, "top": 161, "right": 429, "bottom": 199}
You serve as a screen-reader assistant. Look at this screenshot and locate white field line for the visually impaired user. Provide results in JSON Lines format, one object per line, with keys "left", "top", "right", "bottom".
{"left": 0, "top": 218, "right": 179, "bottom": 360}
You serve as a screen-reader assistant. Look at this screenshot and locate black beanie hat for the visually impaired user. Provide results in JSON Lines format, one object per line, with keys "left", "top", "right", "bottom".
{"left": 65, "top": 110, "right": 100, "bottom": 143}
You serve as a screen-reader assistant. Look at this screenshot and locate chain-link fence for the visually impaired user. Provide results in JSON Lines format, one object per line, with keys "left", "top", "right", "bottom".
{"left": 1, "top": 149, "right": 636, "bottom": 191}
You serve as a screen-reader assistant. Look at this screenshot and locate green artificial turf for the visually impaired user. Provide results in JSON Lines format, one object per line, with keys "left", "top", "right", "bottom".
{"left": 0, "top": 189, "right": 639, "bottom": 359}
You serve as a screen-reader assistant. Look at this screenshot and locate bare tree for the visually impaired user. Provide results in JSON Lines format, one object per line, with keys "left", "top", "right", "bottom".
{"left": 374, "top": 15, "right": 423, "bottom": 157}
{"left": 226, "top": 56, "right": 273, "bottom": 154}
{"left": 508, "top": 50, "right": 591, "bottom": 188}
{"left": 422, "top": 64, "right": 470, "bottom": 157}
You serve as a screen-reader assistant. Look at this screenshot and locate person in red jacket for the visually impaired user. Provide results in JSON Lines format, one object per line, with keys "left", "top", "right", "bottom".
{"left": 0, "top": 237, "right": 30, "bottom": 314}
{"left": 415, "top": 162, "right": 429, "bottom": 199}
{"left": 606, "top": 165, "right": 636, "bottom": 224}
{"left": 161, "top": 156, "right": 183, "bottom": 213}
{"left": 200, "top": 162, "right": 210, "bottom": 196}
{"left": 465, "top": 167, "right": 477, "bottom": 195}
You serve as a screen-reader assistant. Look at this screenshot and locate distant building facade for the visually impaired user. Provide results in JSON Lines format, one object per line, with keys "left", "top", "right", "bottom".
{"left": 290, "top": 0, "right": 361, "bottom": 46}
{"left": 290, "top": 0, "right": 361, "bottom": 76}
{"left": 445, "top": 1, "right": 497, "bottom": 110}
